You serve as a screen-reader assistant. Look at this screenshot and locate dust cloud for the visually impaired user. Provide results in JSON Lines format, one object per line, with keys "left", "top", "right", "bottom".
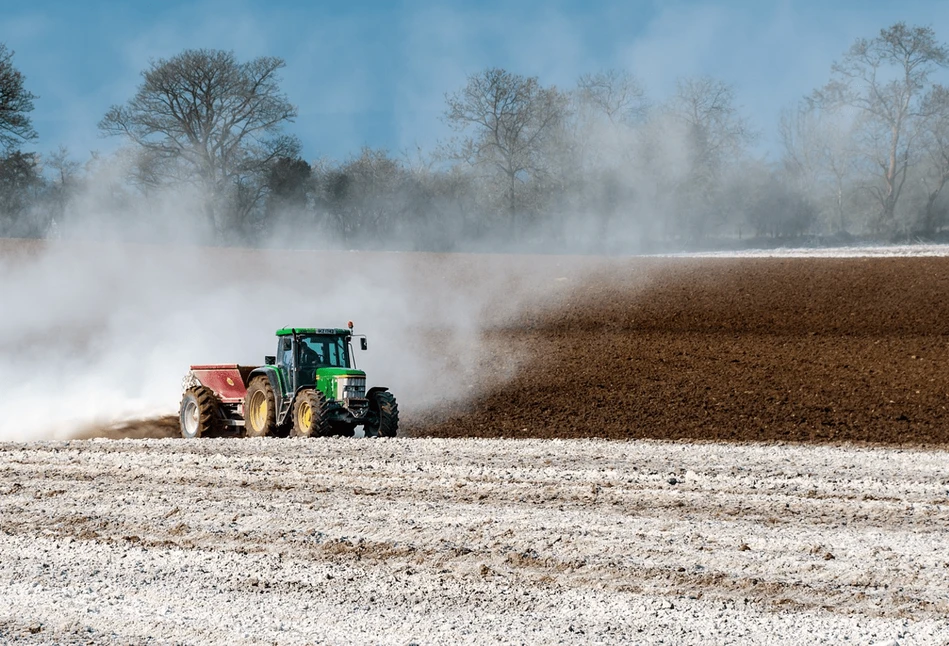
{"left": 0, "top": 200, "right": 604, "bottom": 441}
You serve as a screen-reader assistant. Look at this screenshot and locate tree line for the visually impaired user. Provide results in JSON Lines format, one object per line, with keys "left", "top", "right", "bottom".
{"left": 2, "top": 22, "right": 949, "bottom": 252}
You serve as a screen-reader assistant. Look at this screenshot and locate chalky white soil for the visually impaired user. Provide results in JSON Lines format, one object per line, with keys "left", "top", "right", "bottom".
{"left": 0, "top": 437, "right": 947, "bottom": 645}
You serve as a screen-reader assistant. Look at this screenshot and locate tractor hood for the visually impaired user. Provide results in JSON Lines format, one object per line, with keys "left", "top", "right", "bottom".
{"left": 314, "top": 367, "right": 367, "bottom": 402}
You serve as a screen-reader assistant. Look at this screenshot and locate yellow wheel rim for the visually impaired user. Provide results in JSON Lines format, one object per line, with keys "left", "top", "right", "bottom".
{"left": 300, "top": 400, "right": 312, "bottom": 429}
{"left": 248, "top": 391, "right": 267, "bottom": 431}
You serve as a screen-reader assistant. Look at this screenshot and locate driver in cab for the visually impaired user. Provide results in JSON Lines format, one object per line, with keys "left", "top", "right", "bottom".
{"left": 298, "top": 342, "right": 325, "bottom": 367}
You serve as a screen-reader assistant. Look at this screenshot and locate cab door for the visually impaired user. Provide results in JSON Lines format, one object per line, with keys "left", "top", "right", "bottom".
{"left": 276, "top": 336, "right": 294, "bottom": 395}
{"left": 292, "top": 336, "right": 319, "bottom": 389}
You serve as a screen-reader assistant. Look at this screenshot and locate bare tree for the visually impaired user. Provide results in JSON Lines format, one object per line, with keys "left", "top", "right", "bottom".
{"left": 124, "top": 146, "right": 169, "bottom": 195}
{"left": 0, "top": 44, "right": 37, "bottom": 153}
{"left": 46, "top": 146, "right": 80, "bottom": 187}
{"left": 668, "top": 76, "right": 755, "bottom": 168}
{"left": 43, "top": 145, "right": 81, "bottom": 228}
{"left": 319, "top": 148, "right": 415, "bottom": 243}
{"left": 443, "top": 68, "right": 569, "bottom": 228}
{"left": 917, "top": 85, "right": 949, "bottom": 234}
{"left": 0, "top": 151, "right": 41, "bottom": 235}
{"left": 99, "top": 49, "right": 299, "bottom": 237}
{"left": 266, "top": 157, "right": 311, "bottom": 211}
{"left": 812, "top": 23, "right": 949, "bottom": 233}
{"left": 779, "top": 106, "right": 856, "bottom": 234}
{"left": 569, "top": 69, "right": 648, "bottom": 184}
{"left": 741, "top": 166, "right": 818, "bottom": 239}
{"left": 664, "top": 76, "right": 756, "bottom": 241}
{"left": 577, "top": 69, "right": 648, "bottom": 127}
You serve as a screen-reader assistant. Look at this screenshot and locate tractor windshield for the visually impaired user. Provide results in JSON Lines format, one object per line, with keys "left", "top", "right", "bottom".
{"left": 298, "top": 334, "right": 351, "bottom": 369}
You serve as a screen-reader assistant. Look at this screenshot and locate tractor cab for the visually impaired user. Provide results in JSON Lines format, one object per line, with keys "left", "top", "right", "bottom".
{"left": 272, "top": 327, "right": 366, "bottom": 399}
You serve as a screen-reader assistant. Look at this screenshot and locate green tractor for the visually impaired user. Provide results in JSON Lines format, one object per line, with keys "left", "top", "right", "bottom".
{"left": 179, "top": 324, "right": 398, "bottom": 439}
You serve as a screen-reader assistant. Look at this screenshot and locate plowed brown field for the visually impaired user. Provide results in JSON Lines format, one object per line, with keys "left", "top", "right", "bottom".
{"left": 413, "top": 257, "right": 949, "bottom": 446}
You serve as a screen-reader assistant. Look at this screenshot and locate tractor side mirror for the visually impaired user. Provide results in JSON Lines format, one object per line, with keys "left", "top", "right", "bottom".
{"left": 264, "top": 355, "right": 276, "bottom": 365}
{"left": 360, "top": 338, "right": 368, "bottom": 351}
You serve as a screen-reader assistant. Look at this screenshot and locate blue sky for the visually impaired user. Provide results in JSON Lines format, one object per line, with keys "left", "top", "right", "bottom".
{"left": 4, "top": 0, "right": 949, "bottom": 164}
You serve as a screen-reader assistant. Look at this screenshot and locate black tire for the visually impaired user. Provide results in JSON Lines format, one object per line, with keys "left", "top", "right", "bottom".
{"left": 245, "top": 376, "right": 277, "bottom": 437}
{"left": 179, "top": 386, "right": 221, "bottom": 438}
{"left": 365, "top": 391, "right": 399, "bottom": 438}
{"left": 292, "top": 389, "right": 330, "bottom": 437}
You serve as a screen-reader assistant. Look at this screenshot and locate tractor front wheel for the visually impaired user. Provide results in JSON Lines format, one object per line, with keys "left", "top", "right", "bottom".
{"left": 179, "top": 387, "right": 220, "bottom": 438}
{"left": 365, "top": 391, "right": 399, "bottom": 438}
{"left": 245, "top": 377, "right": 277, "bottom": 437}
{"left": 292, "top": 389, "right": 330, "bottom": 437}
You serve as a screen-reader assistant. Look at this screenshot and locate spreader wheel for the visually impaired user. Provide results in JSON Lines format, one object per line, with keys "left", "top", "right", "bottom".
{"left": 245, "top": 376, "right": 277, "bottom": 437}
{"left": 292, "top": 389, "right": 330, "bottom": 437}
{"left": 179, "top": 386, "right": 221, "bottom": 438}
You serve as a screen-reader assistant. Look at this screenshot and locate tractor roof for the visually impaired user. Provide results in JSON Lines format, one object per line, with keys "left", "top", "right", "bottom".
{"left": 275, "top": 327, "right": 351, "bottom": 336}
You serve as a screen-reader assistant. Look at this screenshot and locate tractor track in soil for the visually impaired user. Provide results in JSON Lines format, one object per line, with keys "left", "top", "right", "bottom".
{"left": 1, "top": 438, "right": 947, "bottom": 644}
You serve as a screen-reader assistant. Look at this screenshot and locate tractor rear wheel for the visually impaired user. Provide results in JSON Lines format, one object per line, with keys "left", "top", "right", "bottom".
{"left": 292, "top": 389, "right": 330, "bottom": 437}
{"left": 245, "top": 377, "right": 276, "bottom": 437}
{"left": 179, "top": 386, "right": 220, "bottom": 438}
{"left": 365, "top": 391, "right": 399, "bottom": 438}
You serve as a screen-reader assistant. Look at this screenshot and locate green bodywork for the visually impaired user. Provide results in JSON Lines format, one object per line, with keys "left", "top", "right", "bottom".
{"left": 314, "top": 367, "right": 366, "bottom": 400}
